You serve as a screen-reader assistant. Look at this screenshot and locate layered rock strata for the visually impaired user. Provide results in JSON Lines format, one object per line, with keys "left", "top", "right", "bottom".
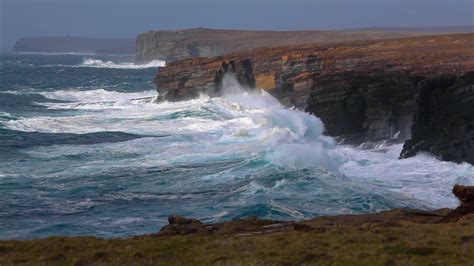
{"left": 441, "top": 185, "right": 474, "bottom": 222}
{"left": 155, "top": 34, "right": 474, "bottom": 162}
{"left": 136, "top": 27, "right": 473, "bottom": 63}
{"left": 400, "top": 73, "right": 474, "bottom": 163}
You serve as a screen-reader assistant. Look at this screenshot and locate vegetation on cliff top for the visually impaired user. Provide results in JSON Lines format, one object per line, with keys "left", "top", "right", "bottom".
{"left": 1, "top": 209, "right": 473, "bottom": 265}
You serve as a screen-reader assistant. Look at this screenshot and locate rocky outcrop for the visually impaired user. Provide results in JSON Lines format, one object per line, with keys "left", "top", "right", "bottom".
{"left": 156, "top": 185, "right": 474, "bottom": 237}
{"left": 5, "top": 204, "right": 473, "bottom": 265}
{"left": 2, "top": 186, "right": 473, "bottom": 265}
{"left": 12, "top": 36, "right": 135, "bottom": 54}
{"left": 157, "top": 215, "right": 209, "bottom": 236}
{"left": 155, "top": 34, "right": 474, "bottom": 157}
{"left": 400, "top": 74, "right": 474, "bottom": 164}
{"left": 136, "top": 27, "right": 474, "bottom": 63}
{"left": 441, "top": 185, "right": 474, "bottom": 222}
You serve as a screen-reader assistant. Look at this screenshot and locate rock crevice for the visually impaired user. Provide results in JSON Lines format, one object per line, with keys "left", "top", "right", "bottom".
{"left": 155, "top": 33, "right": 474, "bottom": 163}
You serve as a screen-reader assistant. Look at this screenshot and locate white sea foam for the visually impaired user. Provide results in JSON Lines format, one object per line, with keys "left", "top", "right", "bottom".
{"left": 39, "top": 89, "right": 157, "bottom": 104}
{"left": 79, "top": 59, "right": 166, "bottom": 69}
{"left": 5, "top": 74, "right": 474, "bottom": 210}
{"left": 337, "top": 143, "right": 474, "bottom": 208}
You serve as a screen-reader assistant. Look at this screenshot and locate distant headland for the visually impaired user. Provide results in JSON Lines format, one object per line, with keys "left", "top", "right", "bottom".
{"left": 11, "top": 36, "right": 135, "bottom": 55}
{"left": 136, "top": 26, "right": 474, "bottom": 63}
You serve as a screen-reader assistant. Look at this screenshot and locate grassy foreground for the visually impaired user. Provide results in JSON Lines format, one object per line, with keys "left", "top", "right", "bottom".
{"left": 1, "top": 209, "right": 474, "bottom": 265}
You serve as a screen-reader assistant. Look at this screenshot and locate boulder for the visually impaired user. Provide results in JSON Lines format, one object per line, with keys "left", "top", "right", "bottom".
{"left": 441, "top": 185, "right": 474, "bottom": 222}
{"left": 158, "top": 215, "right": 209, "bottom": 236}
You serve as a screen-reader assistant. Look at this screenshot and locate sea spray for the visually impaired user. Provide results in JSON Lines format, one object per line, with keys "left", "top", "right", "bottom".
{"left": 80, "top": 58, "right": 166, "bottom": 69}
{"left": 218, "top": 74, "right": 341, "bottom": 171}
{"left": 1, "top": 54, "right": 473, "bottom": 239}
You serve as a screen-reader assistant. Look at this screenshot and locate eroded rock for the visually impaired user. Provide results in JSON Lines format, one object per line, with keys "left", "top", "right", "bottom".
{"left": 158, "top": 215, "right": 209, "bottom": 236}
{"left": 155, "top": 34, "right": 474, "bottom": 163}
{"left": 441, "top": 185, "right": 474, "bottom": 222}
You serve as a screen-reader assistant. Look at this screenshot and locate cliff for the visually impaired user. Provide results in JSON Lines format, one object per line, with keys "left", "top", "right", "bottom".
{"left": 12, "top": 36, "right": 135, "bottom": 54}
{"left": 400, "top": 73, "right": 474, "bottom": 163}
{"left": 155, "top": 33, "right": 474, "bottom": 163}
{"left": 136, "top": 27, "right": 473, "bottom": 63}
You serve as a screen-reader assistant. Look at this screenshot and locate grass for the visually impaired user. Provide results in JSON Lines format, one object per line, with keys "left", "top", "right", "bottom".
{"left": 1, "top": 215, "right": 474, "bottom": 265}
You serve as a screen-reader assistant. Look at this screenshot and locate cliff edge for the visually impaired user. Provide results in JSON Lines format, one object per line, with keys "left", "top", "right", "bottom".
{"left": 154, "top": 33, "right": 474, "bottom": 164}
{"left": 136, "top": 26, "right": 473, "bottom": 63}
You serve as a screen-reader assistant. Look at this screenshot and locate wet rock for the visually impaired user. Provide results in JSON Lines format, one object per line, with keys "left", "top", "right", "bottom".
{"left": 400, "top": 74, "right": 474, "bottom": 164}
{"left": 155, "top": 33, "right": 474, "bottom": 164}
{"left": 453, "top": 184, "right": 474, "bottom": 204}
{"left": 158, "top": 215, "right": 208, "bottom": 236}
{"left": 168, "top": 215, "right": 201, "bottom": 225}
{"left": 441, "top": 185, "right": 474, "bottom": 222}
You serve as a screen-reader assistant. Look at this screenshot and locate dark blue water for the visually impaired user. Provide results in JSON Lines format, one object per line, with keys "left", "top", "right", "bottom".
{"left": 1, "top": 53, "right": 472, "bottom": 239}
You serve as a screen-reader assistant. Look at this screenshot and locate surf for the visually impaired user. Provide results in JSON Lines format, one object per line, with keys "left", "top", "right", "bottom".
{"left": 80, "top": 58, "right": 166, "bottom": 69}
{"left": 0, "top": 54, "right": 473, "bottom": 239}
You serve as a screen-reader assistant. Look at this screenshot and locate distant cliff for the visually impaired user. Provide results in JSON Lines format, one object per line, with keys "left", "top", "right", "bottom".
{"left": 136, "top": 26, "right": 473, "bottom": 63}
{"left": 12, "top": 36, "right": 135, "bottom": 54}
{"left": 154, "top": 33, "right": 474, "bottom": 164}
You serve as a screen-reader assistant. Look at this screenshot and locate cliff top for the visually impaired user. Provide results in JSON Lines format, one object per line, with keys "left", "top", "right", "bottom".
{"left": 159, "top": 33, "right": 474, "bottom": 75}
{"left": 2, "top": 194, "right": 474, "bottom": 264}
{"left": 140, "top": 25, "right": 474, "bottom": 36}
{"left": 136, "top": 26, "right": 473, "bottom": 62}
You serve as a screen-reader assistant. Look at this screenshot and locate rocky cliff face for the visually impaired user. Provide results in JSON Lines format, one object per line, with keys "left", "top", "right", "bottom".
{"left": 136, "top": 27, "right": 474, "bottom": 63}
{"left": 155, "top": 33, "right": 474, "bottom": 163}
{"left": 137, "top": 27, "right": 474, "bottom": 63}
{"left": 400, "top": 73, "right": 474, "bottom": 164}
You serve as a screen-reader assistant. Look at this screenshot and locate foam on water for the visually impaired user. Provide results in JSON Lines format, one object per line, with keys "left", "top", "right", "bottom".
{"left": 80, "top": 58, "right": 166, "bottom": 69}
{"left": 5, "top": 74, "right": 473, "bottom": 189}
{"left": 2, "top": 59, "right": 474, "bottom": 238}
{"left": 39, "top": 89, "right": 157, "bottom": 104}
{"left": 6, "top": 74, "right": 341, "bottom": 171}
{"left": 338, "top": 144, "right": 474, "bottom": 208}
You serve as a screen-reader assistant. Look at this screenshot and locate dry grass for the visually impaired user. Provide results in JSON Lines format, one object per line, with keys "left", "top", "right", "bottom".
{"left": 1, "top": 212, "right": 474, "bottom": 265}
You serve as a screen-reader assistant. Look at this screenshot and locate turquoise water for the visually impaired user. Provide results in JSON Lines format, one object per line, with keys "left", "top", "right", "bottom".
{"left": 1, "top": 53, "right": 473, "bottom": 239}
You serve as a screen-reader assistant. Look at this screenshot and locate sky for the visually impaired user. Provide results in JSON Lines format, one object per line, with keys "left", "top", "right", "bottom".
{"left": 1, "top": 0, "right": 473, "bottom": 51}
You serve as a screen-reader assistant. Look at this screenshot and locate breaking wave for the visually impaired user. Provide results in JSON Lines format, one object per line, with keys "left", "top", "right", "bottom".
{"left": 2, "top": 54, "right": 473, "bottom": 238}
{"left": 80, "top": 58, "right": 166, "bottom": 69}
{"left": 5, "top": 74, "right": 341, "bottom": 171}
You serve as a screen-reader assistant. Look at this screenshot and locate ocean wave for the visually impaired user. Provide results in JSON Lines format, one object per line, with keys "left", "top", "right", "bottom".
{"left": 79, "top": 59, "right": 166, "bottom": 69}
{"left": 14, "top": 52, "right": 98, "bottom": 56}
{"left": 337, "top": 143, "right": 474, "bottom": 208}
{"left": 39, "top": 88, "right": 157, "bottom": 104}
{"left": 4, "top": 74, "right": 473, "bottom": 219}
{"left": 6, "top": 74, "right": 341, "bottom": 171}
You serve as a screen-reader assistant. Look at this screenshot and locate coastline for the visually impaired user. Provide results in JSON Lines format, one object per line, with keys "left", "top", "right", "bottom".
{"left": 2, "top": 32, "right": 473, "bottom": 264}
{"left": 1, "top": 186, "right": 473, "bottom": 265}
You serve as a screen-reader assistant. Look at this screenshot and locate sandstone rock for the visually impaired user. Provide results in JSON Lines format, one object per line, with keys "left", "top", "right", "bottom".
{"left": 155, "top": 33, "right": 474, "bottom": 163}
{"left": 453, "top": 184, "right": 474, "bottom": 204}
{"left": 441, "top": 185, "right": 474, "bottom": 223}
{"left": 168, "top": 215, "right": 201, "bottom": 225}
{"left": 136, "top": 27, "right": 474, "bottom": 63}
{"left": 136, "top": 28, "right": 402, "bottom": 63}
{"left": 400, "top": 73, "right": 474, "bottom": 164}
{"left": 158, "top": 215, "right": 208, "bottom": 236}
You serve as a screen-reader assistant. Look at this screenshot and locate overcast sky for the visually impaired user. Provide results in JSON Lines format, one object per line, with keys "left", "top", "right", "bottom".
{"left": 1, "top": 0, "right": 473, "bottom": 51}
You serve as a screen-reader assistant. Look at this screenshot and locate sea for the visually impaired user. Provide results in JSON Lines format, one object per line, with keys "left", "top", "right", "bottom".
{"left": 0, "top": 53, "right": 473, "bottom": 239}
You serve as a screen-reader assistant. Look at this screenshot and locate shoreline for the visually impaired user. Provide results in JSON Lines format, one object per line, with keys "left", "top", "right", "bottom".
{"left": 1, "top": 186, "right": 473, "bottom": 265}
